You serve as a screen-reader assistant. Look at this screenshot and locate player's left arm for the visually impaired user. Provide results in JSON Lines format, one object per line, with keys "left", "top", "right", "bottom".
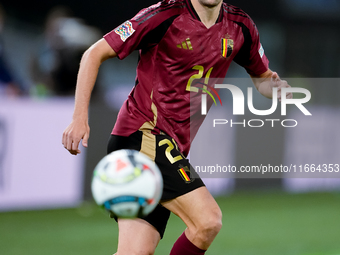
{"left": 250, "top": 69, "right": 293, "bottom": 100}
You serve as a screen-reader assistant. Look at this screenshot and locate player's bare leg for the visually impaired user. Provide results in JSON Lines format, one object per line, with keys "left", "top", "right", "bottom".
{"left": 116, "top": 218, "right": 160, "bottom": 255}
{"left": 162, "top": 186, "right": 222, "bottom": 252}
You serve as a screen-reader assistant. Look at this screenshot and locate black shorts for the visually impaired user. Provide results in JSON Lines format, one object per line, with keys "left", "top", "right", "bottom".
{"left": 107, "top": 130, "right": 205, "bottom": 238}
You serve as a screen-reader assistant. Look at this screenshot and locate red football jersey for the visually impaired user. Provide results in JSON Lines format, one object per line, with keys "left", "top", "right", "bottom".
{"left": 104, "top": 0, "right": 269, "bottom": 156}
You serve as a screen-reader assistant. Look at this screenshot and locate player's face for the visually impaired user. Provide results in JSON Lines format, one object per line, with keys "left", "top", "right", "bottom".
{"left": 197, "top": 0, "right": 223, "bottom": 8}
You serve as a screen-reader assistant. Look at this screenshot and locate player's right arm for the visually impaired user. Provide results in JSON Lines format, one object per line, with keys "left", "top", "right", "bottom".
{"left": 62, "top": 39, "right": 117, "bottom": 155}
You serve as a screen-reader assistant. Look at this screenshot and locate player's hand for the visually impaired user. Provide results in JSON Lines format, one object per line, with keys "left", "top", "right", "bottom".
{"left": 270, "top": 72, "right": 293, "bottom": 101}
{"left": 62, "top": 119, "right": 90, "bottom": 155}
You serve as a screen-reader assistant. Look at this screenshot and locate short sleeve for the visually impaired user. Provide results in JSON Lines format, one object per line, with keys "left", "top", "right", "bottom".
{"left": 104, "top": 1, "right": 182, "bottom": 60}
{"left": 233, "top": 19, "right": 269, "bottom": 76}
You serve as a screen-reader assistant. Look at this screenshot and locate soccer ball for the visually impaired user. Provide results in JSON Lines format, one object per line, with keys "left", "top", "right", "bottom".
{"left": 91, "top": 149, "right": 163, "bottom": 218}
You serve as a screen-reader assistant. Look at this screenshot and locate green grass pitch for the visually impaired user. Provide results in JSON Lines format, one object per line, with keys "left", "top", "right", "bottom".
{"left": 1, "top": 191, "right": 340, "bottom": 255}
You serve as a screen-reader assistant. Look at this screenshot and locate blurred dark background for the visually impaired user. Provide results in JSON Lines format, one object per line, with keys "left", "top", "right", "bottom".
{"left": 1, "top": 0, "right": 339, "bottom": 98}
{"left": 2, "top": 0, "right": 340, "bottom": 33}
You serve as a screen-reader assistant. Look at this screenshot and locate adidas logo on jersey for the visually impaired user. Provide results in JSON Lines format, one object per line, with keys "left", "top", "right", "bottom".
{"left": 177, "top": 38, "right": 193, "bottom": 50}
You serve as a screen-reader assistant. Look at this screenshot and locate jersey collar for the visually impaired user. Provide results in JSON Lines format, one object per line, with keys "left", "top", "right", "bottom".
{"left": 185, "top": 0, "right": 224, "bottom": 24}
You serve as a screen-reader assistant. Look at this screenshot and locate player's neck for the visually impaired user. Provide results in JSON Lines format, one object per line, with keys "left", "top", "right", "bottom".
{"left": 190, "top": 0, "right": 223, "bottom": 29}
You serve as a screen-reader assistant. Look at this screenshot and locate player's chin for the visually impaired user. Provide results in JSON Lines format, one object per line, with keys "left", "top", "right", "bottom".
{"left": 198, "top": 0, "right": 222, "bottom": 8}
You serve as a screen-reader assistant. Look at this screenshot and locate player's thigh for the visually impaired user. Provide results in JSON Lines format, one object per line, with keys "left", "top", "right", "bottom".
{"left": 161, "top": 186, "right": 222, "bottom": 231}
{"left": 117, "top": 218, "right": 160, "bottom": 255}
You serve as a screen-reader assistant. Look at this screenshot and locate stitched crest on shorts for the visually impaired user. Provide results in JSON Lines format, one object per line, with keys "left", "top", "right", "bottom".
{"left": 114, "top": 21, "right": 135, "bottom": 42}
{"left": 177, "top": 165, "right": 195, "bottom": 183}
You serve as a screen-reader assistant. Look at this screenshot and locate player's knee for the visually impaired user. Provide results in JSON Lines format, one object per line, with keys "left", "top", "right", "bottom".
{"left": 204, "top": 208, "right": 222, "bottom": 234}
{"left": 196, "top": 207, "right": 222, "bottom": 244}
{"left": 133, "top": 251, "right": 154, "bottom": 255}
{"left": 117, "top": 241, "right": 157, "bottom": 255}
{"left": 117, "top": 248, "right": 155, "bottom": 255}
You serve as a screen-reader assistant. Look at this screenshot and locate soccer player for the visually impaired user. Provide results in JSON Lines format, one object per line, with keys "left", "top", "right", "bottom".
{"left": 62, "top": 0, "right": 291, "bottom": 254}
